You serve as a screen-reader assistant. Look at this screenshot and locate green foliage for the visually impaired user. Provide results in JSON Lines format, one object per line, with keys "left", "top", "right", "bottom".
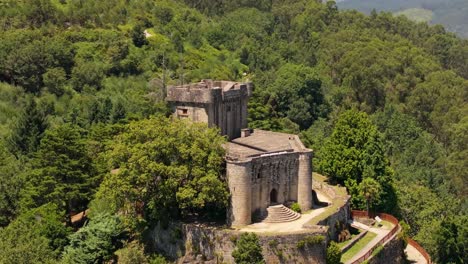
{"left": 0, "top": 203, "right": 71, "bottom": 264}
{"left": 232, "top": 233, "right": 264, "bottom": 264}
{"left": 318, "top": 110, "right": 396, "bottom": 212}
{"left": 250, "top": 63, "right": 327, "bottom": 130}
{"left": 96, "top": 117, "right": 228, "bottom": 224}
{"left": 326, "top": 241, "right": 342, "bottom": 264}
{"left": 359, "top": 178, "right": 382, "bottom": 215}
{"left": 296, "top": 235, "right": 325, "bottom": 249}
{"left": 62, "top": 213, "right": 124, "bottom": 264}
{"left": 115, "top": 241, "right": 149, "bottom": 264}
{"left": 0, "top": 141, "right": 22, "bottom": 227}
{"left": 42, "top": 67, "right": 67, "bottom": 97}
{"left": 21, "top": 123, "right": 96, "bottom": 214}
{"left": 0, "top": 0, "right": 467, "bottom": 262}
{"left": 7, "top": 98, "right": 48, "bottom": 156}
{"left": 290, "top": 202, "right": 301, "bottom": 213}
{"left": 318, "top": 110, "right": 385, "bottom": 183}
{"left": 433, "top": 216, "right": 467, "bottom": 264}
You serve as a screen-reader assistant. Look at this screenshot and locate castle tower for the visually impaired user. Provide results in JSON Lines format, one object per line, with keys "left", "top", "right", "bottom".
{"left": 166, "top": 80, "right": 314, "bottom": 227}
{"left": 226, "top": 160, "right": 252, "bottom": 226}
{"left": 166, "top": 79, "right": 252, "bottom": 140}
{"left": 297, "top": 150, "right": 313, "bottom": 212}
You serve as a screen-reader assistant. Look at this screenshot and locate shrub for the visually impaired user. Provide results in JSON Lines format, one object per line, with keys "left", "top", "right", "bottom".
{"left": 326, "top": 241, "right": 342, "bottom": 264}
{"left": 232, "top": 233, "right": 265, "bottom": 264}
{"left": 115, "top": 241, "right": 148, "bottom": 264}
{"left": 290, "top": 202, "right": 302, "bottom": 213}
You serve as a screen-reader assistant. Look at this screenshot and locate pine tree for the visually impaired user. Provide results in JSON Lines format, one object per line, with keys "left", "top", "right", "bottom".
{"left": 23, "top": 124, "right": 96, "bottom": 215}
{"left": 111, "top": 100, "right": 126, "bottom": 124}
{"left": 8, "top": 98, "right": 48, "bottom": 157}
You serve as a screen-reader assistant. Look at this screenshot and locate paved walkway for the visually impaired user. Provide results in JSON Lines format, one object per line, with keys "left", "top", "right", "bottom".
{"left": 345, "top": 221, "right": 394, "bottom": 264}
{"left": 405, "top": 244, "right": 427, "bottom": 264}
{"left": 239, "top": 189, "right": 332, "bottom": 233}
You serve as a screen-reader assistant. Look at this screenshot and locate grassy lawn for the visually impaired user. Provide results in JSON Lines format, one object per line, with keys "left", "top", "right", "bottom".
{"left": 341, "top": 231, "right": 377, "bottom": 263}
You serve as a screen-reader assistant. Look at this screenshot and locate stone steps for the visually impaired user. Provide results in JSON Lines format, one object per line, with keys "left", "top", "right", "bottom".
{"left": 260, "top": 204, "right": 301, "bottom": 223}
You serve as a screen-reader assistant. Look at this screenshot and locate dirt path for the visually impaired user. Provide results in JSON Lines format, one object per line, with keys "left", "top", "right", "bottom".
{"left": 405, "top": 244, "right": 427, "bottom": 264}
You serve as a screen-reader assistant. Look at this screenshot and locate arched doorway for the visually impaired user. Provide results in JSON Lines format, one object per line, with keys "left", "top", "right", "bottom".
{"left": 270, "top": 189, "right": 278, "bottom": 204}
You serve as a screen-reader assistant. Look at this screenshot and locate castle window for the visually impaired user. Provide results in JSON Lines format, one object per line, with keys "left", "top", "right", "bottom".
{"left": 177, "top": 107, "right": 189, "bottom": 118}
{"left": 227, "top": 105, "right": 231, "bottom": 111}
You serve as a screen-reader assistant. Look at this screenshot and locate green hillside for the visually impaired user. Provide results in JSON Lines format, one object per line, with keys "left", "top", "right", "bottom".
{"left": 0, "top": 0, "right": 466, "bottom": 263}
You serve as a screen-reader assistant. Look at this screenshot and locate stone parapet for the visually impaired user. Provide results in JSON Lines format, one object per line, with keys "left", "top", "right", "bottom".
{"left": 147, "top": 222, "right": 329, "bottom": 264}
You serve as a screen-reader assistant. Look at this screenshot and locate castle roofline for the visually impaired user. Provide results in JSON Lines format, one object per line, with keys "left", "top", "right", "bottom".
{"left": 225, "top": 129, "right": 312, "bottom": 162}
{"left": 166, "top": 79, "right": 252, "bottom": 104}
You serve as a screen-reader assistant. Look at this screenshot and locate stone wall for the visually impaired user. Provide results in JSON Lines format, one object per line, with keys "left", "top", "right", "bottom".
{"left": 316, "top": 199, "right": 350, "bottom": 241}
{"left": 147, "top": 222, "right": 329, "bottom": 264}
{"left": 249, "top": 153, "right": 300, "bottom": 220}
{"left": 367, "top": 237, "right": 405, "bottom": 264}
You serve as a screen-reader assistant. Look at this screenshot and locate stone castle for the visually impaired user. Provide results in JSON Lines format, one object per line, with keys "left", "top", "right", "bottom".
{"left": 166, "top": 80, "right": 313, "bottom": 227}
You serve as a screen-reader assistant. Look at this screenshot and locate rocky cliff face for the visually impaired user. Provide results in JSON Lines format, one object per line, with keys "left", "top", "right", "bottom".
{"left": 147, "top": 222, "right": 329, "bottom": 264}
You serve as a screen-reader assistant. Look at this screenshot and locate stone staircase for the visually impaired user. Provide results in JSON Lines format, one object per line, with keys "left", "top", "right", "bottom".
{"left": 260, "top": 204, "right": 301, "bottom": 223}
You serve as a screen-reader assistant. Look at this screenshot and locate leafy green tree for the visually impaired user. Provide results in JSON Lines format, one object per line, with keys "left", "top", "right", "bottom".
{"left": 232, "top": 233, "right": 264, "bottom": 264}
{"left": 96, "top": 117, "right": 228, "bottom": 224}
{"left": 319, "top": 110, "right": 386, "bottom": 183}
{"left": 433, "top": 216, "right": 467, "bottom": 264}
{"left": 131, "top": 24, "right": 148, "bottom": 48}
{"left": 257, "top": 63, "right": 327, "bottom": 129}
{"left": 43, "top": 67, "right": 67, "bottom": 96}
{"left": 7, "top": 97, "right": 48, "bottom": 157}
{"left": 22, "top": 124, "right": 96, "bottom": 215}
{"left": 71, "top": 61, "right": 107, "bottom": 92}
{"left": 0, "top": 203, "right": 71, "bottom": 263}
{"left": 318, "top": 110, "right": 395, "bottom": 211}
{"left": 62, "top": 213, "right": 124, "bottom": 264}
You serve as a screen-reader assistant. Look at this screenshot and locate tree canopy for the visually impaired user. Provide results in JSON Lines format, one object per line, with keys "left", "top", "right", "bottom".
{"left": 0, "top": 0, "right": 466, "bottom": 262}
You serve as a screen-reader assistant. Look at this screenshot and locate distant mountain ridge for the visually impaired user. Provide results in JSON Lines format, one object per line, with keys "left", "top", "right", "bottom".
{"left": 337, "top": 0, "right": 468, "bottom": 38}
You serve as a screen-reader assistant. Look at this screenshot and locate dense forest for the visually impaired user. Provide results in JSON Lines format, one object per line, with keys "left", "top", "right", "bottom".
{"left": 0, "top": 0, "right": 466, "bottom": 263}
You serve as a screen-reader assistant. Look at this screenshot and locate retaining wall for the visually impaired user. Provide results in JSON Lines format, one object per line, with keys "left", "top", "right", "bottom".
{"left": 147, "top": 222, "right": 329, "bottom": 264}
